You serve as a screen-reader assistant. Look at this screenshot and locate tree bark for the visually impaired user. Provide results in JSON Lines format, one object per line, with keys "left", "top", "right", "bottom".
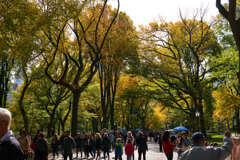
{"left": 18, "top": 80, "right": 31, "bottom": 133}
{"left": 71, "top": 91, "right": 80, "bottom": 136}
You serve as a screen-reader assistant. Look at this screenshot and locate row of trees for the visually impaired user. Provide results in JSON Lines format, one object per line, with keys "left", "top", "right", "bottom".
{"left": 1, "top": 0, "right": 240, "bottom": 136}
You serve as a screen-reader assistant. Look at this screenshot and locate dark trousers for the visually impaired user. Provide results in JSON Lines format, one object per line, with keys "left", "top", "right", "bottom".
{"left": 127, "top": 155, "right": 132, "bottom": 160}
{"left": 34, "top": 153, "right": 47, "bottom": 160}
{"left": 138, "top": 150, "right": 146, "bottom": 160}
{"left": 115, "top": 155, "right": 122, "bottom": 160}
{"left": 76, "top": 147, "right": 82, "bottom": 157}
{"left": 104, "top": 150, "right": 109, "bottom": 159}
{"left": 159, "top": 143, "right": 162, "bottom": 152}
{"left": 166, "top": 152, "right": 173, "bottom": 160}
{"left": 64, "top": 152, "right": 72, "bottom": 160}
{"left": 52, "top": 147, "right": 58, "bottom": 158}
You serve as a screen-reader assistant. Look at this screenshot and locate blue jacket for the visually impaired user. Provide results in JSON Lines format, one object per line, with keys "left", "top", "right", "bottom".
{"left": 115, "top": 142, "right": 123, "bottom": 155}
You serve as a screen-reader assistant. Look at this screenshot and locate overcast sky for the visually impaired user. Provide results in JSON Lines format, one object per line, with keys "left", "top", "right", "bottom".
{"left": 113, "top": 0, "right": 228, "bottom": 26}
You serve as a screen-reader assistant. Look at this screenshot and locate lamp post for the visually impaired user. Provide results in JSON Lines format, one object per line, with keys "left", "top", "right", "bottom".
{"left": 195, "top": 111, "right": 200, "bottom": 131}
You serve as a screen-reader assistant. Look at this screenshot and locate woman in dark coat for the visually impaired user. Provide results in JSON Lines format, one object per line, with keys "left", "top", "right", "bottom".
{"left": 34, "top": 132, "right": 48, "bottom": 160}
{"left": 136, "top": 131, "right": 148, "bottom": 160}
{"left": 102, "top": 133, "right": 111, "bottom": 160}
{"left": 95, "top": 133, "right": 102, "bottom": 160}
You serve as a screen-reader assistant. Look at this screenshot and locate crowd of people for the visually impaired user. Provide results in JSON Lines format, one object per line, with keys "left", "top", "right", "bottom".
{"left": 153, "top": 130, "right": 233, "bottom": 160}
{"left": 0, "top": 108, "right": 149, "bottom": 160}
{"left": 0, "top": 107, "right": 235, "bottom": 160}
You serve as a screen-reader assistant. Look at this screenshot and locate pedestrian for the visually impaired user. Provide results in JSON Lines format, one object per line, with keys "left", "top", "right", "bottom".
{"left": 109, "top": 131, "right": 115, "bottom": 151}
{"left": 63, "top": 131, "right": 76, "bottom": 160}
{"left": 85, "top": 133, "right": 94, "bottom": 159}
{"left": 59, "top": 131, "right": 66, "bottom": 158}
{"left": 0, "top": 108, "right": 25, "bottom": 160}
{"left": 158, "top": 133, "right": 163, "bottom": 152}
{"left": 176, "top": 132, "right": 191, "bottom": 156}
{"left": 34, "top": 132, "right": 48, "bottom": 160}
{"left": 115, "top": 138, "right": 123, "bottom": 160}
{"left": 162, "top": 131, "right": 176, "bottom": 160}
{"left": 178, "top": 131, "right": 233, "bottom": 160}
{"left": 51, "top": 134, "right": 59, "bottom": 159}
{"left": 75, "top": 132, "right": 83, "bottom": 158}
{"left": 30, "top": 130, "right": 41, "bottom": 152}
{"left": 18, "top": 129, "right": 31, "bottom": 159}
{"left": 125, "top": 139, "right": 134, "bottom": 160}
{"left": 95, "top": 133, "right": 102, "bottom": 160}
{"left": 136, "top": 131, "right": 148, "bottom": 160}
{"left": 102, "top": 132, "right": 111, "bottom": 160}
{"left": 126, "top": 131, "right": 135, "bottom": 160}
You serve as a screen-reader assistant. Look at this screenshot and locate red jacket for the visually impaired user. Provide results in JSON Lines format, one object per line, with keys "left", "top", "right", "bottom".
{"left": 125, "top": 143, "right": 134, "bottom": 155}
{"left": 162, "top": 139, "right": 175, "bottom": 155}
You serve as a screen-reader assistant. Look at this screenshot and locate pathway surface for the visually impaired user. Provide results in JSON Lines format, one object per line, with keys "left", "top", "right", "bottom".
{"left": 49, "top": 141, "right": 178, "bottom": 160}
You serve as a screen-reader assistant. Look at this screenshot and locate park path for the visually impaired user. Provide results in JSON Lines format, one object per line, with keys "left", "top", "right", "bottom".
{"left": 49, "top": 141, "right": 178, "bottom": 160}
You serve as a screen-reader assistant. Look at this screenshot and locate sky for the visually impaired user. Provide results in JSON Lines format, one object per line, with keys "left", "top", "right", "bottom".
{"left": 112, "top": 0, "right": 228, "bottom": 26}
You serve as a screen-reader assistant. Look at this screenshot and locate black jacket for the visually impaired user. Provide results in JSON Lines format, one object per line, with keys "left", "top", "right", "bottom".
{"left": 136, "top": 135, "right": 148, "bottom": 151}
{"left": 0, "top": 135, "right": 25, "bottom": 160}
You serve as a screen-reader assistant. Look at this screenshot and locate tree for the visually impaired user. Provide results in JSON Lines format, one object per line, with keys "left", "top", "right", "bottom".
{"left": 0, "top": 0, "right": 40, "bottom": 108}
{"left": 137, "top": 11, "right": 220, "bottom": 134}
{"left": 212, "top": 7, "right": 240, "bottom": 132}
{"left": 97, "top": 10, "right": 139, "bottom": 129}
{"left": 30, "top": 76, "right": 71, "bottom": 137}
{"left": 36, "top": 0, "right": 120, "bottom": 136}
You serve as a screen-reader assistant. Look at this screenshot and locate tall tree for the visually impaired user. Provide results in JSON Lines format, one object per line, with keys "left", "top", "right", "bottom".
{"left": 97, "top": 11, "right": 139, "bottom": 129}
{"left": 37, "top": 0, "right": 120, "bottom": 136}
{"left": 137, "top": 11, "right": 220, "bottom": 134}
{"left": 215, "top": 1, "right": 240, "bottom": 132}
{"left": 0, "top": 0, "right": 39, "bottom": 108}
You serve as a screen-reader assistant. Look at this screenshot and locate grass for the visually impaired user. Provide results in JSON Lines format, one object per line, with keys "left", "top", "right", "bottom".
{"left": 207, "top": 133, "right": 224, "bottom": 145}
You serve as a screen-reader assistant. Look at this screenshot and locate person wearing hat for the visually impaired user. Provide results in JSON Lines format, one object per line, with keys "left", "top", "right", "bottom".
{"left": 178, "top": 131, "right": 233, "bottom": 160}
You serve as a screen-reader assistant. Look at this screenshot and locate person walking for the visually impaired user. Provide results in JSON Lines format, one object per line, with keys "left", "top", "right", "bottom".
{"left": 136, "top": 131, "right": 148, "bottom": 160}
{"left": 63, "top": 131, "right": 76, "bottom": 160}
{"left": 102, "top": 133, "right": 111, "bottom": 160}
{"left": 59, "top": 131, "right": 66, "bottom": 158}
{"left": 18, "top": 129, "right": 31, "bottom": 160}
{"left": 176, "top": 132, "right": 191, "bottom": 157}
{"left": 75, "top": 132, "right": 83, "bottom": 159}
{"left": 95, "top": 133, "right": 102, "bottom": 160}
{"left": 115, "top": 138, "right": 123, "bottom": 160}
{"left": 126, "top": 131, "right": 135, "bottom": 160}
{"left": 158, "top": 133, "right": 163, "bottom": 152}
{"left": 0, "top": 108, "right": 25, "bottom": 160}
{"left": 125, "top": 139, "right": 134, "bottom": 160}
{"left": 178, "top": 131, "right": 233, "bottom": 160}
{"left": 51, "top": 134, "right": 59, "bottom": 159}
{"left": 109, "top": 132, "right": 115, "bottom": 152}
{"left": 34, "top": 132, "right": 48, "bottom": 160}
{"left": 162, "top": 131, "right": 176, "bottom": 160}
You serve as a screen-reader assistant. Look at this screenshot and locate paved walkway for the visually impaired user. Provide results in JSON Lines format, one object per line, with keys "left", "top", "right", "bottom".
{"left": 49, "top": 141, "right": 178, "bottom": 160}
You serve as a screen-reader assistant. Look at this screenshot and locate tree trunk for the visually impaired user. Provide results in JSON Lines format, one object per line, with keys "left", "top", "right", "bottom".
{"left": 47, "top": 114, "right": 54, "bottom": 137}
{"left": 199, "top": 101, "right": 206, "bottom": 136}
{"left": 71, "top": 91, "right": 80, "bottom": 136}
{"left": 92, "top": 118, "right": 98, "bottom": 132}
{"left": 235, "top": 108, "right": 240, "bottom": 133}
{"left": 0, "top": 59, "right": 10, "bottom": 108}
{"left": 18, "top": 81, "right": 31, "bottom": 133}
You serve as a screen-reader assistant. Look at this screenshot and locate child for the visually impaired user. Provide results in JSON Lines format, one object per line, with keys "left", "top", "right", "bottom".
{"left": 125, "top": 139, "right": 134, "bottom": 160}
{"left": 115, "top": 138, "right": 123, "bottom": 160}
